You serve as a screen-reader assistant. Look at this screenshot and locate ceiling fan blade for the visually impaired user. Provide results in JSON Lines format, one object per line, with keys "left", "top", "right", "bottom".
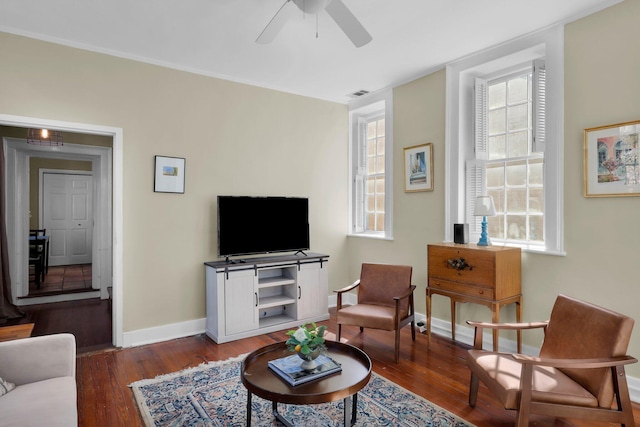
{"left": 325, "top": 0, "right": 372, "bottom": 48}
{"left": 256, "top": 0, "right": 296, "bottom": 44}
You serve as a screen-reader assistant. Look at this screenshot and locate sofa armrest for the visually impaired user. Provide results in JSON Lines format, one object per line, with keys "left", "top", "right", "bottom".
{"left": 0, "top": 333, "right": 76, "bottom": 386}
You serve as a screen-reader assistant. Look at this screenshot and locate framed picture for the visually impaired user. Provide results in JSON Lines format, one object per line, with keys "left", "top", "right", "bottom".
{"left": 154, "top": 155, "right": 185, "bottom": 193}
{"left": 584, "top": 120, "right": 640, "bottom": 197}
{"left": 404, "top": 143, "right": 433, "bottom": 192}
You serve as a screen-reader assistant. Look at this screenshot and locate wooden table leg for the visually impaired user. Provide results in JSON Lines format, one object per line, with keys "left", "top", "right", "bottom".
{"left": 450, "top": 298, "right": 456, "bottom": 341}
{"left": 426, "top": 289, "right": 432, "bottom": 348}
{"left": 516, "top": 297, "right": 522, "bottom": 353}
{"left": 492, "top": 302, "right": 500, "bottom": 351}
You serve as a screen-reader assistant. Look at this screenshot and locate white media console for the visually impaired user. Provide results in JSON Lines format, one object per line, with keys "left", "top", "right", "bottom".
{"left": 204, "top": 252, "right": 329, "bottom": 343}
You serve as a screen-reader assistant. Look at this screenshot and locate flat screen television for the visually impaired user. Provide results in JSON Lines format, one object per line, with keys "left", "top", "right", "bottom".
{"left": 217, "top": 196, "right": 310, "bottom": 259}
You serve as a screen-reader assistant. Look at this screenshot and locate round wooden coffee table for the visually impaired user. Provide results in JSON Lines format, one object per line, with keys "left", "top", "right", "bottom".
{"left": 241, "top": 341, "right": 371, "bottom": 427}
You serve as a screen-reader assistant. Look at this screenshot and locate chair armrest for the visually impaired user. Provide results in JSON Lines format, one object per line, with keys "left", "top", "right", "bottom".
{"left": 512, "top": 354, "right": 638, "bottom": 369}
{"left": 0, "top": 333, "right": 76, "bottom": 386}
{"left": 393, "top": 285, "right": 416, "bottom": 302}
{"left": 334, "top": 280, "right": 360, "bottom": 310}
{"left": 466, "top": 320, "right": 549, "bottom": 331}
{"left": 467, "top": 320, "right": 548, "bottom": 349}
{"left": 334, "top": 279, "right": 360, "bottom": 294}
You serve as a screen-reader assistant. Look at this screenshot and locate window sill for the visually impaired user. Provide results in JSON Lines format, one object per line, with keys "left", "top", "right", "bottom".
{"left": 488, "top": 241, "right": 566, "bottom": 256}
{"left": 347, "top": 232, "right": 393, "bottom": 241}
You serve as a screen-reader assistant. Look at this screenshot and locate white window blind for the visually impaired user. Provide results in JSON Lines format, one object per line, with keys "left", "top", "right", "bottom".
{"left": 474, "top": 78, "right": 489, "bottom": 160}
{"left": 532, "top": 59, "right": 546, "bottom": 153}
{"left": 465, "top": 159, "right": 486, "bottom": 236}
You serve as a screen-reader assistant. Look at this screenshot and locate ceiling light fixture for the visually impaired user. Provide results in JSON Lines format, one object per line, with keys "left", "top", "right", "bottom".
{"left": 256, "top": 0, "right": 372, "bottom": 48}
{"left": 27, "top": 128, "right": 63, "bottom": 146}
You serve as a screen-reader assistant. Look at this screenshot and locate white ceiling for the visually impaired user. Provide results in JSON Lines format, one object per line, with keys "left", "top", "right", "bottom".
{"left": 0, "top": 0, "right": 621, "bottom": 104}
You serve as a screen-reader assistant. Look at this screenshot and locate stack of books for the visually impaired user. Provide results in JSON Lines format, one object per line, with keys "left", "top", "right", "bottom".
{"left": 268, "top": 353, "right": 342, "bottom": 386}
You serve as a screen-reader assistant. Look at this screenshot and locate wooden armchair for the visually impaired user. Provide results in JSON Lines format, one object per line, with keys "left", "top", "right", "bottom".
{"left": 467, "top": 294, "right": 636, "bottom": 426}
{"left": 334, "top": 263, "right": 415, "bottom": 363}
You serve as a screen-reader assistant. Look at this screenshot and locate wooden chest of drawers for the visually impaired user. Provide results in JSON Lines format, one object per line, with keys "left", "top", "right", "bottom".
{"left": 426, "top": 243, "right": 522, "bottom": 351}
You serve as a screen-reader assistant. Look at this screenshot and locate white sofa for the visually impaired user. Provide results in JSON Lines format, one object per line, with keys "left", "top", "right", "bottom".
{"left": 0, "top": 333, "right": 77, "bottom": 427}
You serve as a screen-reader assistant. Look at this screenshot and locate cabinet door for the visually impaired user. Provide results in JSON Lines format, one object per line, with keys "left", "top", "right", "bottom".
{"left": 224, "top": 269, "right": 259, "bottom": 335}
{"left": 297, "top": 262, "right": 328, "bottom": 319}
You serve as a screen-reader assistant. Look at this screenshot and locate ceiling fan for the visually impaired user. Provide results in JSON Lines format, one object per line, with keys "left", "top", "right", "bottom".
{"left": 256, "top": 0, "right": 372, "bottom": 48}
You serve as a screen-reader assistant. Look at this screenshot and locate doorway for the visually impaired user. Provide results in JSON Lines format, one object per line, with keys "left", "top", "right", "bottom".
{"left": 1, "top": 114, "right": 123, "bottom": 348}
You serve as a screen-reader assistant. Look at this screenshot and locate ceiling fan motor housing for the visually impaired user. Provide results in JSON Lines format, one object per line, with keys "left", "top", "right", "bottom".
{"left": 292, "top": 0, "right": 331, "bottom": 14}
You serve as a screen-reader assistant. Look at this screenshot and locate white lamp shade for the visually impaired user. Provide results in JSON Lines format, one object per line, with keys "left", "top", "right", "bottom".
{"left": 474, "top": 195, "right": 496, "bottom": 216}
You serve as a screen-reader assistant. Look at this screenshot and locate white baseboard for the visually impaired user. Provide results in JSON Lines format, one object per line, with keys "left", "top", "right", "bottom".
{"left": 15, "top": 290, "right": 101, "bottom": 306}
{"left": 122, "top": 317, "right": 206, "bottom": 348}
{"left": 123, "top": 295, "right": 640, "bottom": 403}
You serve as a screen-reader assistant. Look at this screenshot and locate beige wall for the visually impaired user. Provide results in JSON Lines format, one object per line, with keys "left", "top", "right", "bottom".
{"left": 0, "top": 32, "right": 349, "bottom": 332}
{"left": 348, "top": 0, "right": 640, "bottom": 377}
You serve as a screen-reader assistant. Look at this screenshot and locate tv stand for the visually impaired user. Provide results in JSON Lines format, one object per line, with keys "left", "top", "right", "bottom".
{"left": 204, "top": 252, "right": 329, "bottom": 344}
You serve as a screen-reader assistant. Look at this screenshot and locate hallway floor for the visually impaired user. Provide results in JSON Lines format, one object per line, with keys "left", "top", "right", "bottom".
{"left": 27, "top": 263, "right": 93, "bottom": 297}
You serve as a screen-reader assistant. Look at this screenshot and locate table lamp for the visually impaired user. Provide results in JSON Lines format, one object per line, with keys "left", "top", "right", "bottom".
{"left": 474, "top": 195, "right": 496, "bottom": 246}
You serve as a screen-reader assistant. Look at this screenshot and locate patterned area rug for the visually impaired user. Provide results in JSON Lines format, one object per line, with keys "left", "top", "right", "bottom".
{"left": 130, "top": 354, "right": 475, "bottom": 427}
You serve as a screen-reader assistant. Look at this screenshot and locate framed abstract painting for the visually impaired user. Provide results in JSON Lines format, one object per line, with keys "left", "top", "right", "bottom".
{"left": 584, "top": 120, "right": 640, "bottom": 197}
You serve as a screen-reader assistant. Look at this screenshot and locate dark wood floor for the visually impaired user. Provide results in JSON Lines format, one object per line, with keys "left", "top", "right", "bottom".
{"left": 29, "top": 298, "right": 113, "bottom": 353}
{"left": 9, "top": 262, "right": 114, "bottom": 353}
{"left": 9, "top": 297, "right": 113, "bottom": 354}
{"left": 76, "top": 309, "right": 640, "bottom": 427}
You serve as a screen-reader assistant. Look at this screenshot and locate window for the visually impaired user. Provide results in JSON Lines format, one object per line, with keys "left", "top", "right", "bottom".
{"left": 468, "top": 67, "right": 545, "bottom": 247}
{"left": 446, "top": 26, "right": 564, "bottom": 255}
{"left": 364, "top": 115, "right": 386, "bottom": 232}
{"left": 349, "top": 90, "right": 393, "bottom": 239}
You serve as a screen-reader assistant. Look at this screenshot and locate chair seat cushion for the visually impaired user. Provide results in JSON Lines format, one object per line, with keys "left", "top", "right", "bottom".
{"left": 337, "top": 304, "right": 396, "bottom": 331}
{"left": 467, "top": 350, "right": 598, "bottom": 409}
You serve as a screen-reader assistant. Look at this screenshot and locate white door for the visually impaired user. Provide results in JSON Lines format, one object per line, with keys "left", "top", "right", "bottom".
{"left": 224, "top": 269, "right": 259, "bottom": 335}
{"left": 43, "top": 173, "right": 93, "bottom": 266}
{"left": 297, "top": 262, "right": 329, "bottom": 319}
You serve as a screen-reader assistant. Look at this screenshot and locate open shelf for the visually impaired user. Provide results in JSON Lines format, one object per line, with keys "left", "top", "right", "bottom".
{"left": 258, "top": 276, "right": 296, "bottom": 288}
{"left": 258, "top": 295, "right": 296, "bottom": 309}
{"left": 259, "top": 314, "right": 296, "bottom": 328}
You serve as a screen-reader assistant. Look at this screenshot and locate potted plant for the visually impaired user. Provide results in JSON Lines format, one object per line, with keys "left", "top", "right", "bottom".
{"left": 286, "top": 323, "right": 327, "bottom": 370}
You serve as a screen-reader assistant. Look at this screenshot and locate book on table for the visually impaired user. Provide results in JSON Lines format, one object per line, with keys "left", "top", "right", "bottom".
{"left": 268, "top": 353, "right": 342, "bottom": 386}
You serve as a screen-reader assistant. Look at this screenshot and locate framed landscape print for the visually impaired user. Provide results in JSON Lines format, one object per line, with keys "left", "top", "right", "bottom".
{"left": 154, "top": 155, "right": 185, "bottom": 193}
{"left": 404, "top": 143, "right": 433, "bottom": 192}
{"left": 584, "top": 120, "right": 640, "bottom": 197}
